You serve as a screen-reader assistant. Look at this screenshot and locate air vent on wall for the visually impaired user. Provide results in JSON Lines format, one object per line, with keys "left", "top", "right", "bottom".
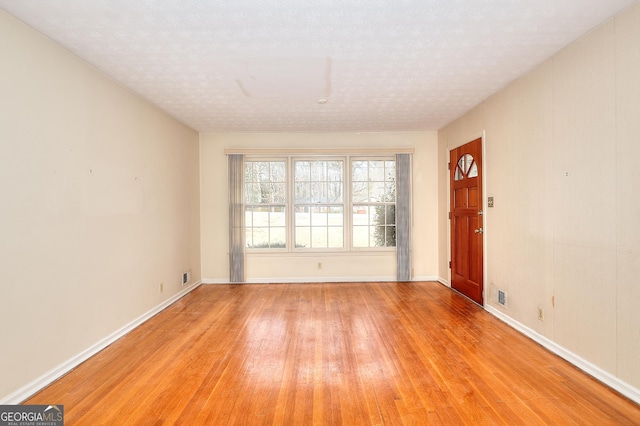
{"left": 490, "top": 285, "right": 508, "bottom": 308}
{"left": 498, "top": 290, "right": 507, "bottom": 307}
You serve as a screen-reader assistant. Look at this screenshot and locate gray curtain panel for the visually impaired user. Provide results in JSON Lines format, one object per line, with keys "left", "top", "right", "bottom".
{"left": 228, "top": 154, "right": 245, "bottom": 282}
{"left": 396, "top": 153, "right": 412, "bottom": 281}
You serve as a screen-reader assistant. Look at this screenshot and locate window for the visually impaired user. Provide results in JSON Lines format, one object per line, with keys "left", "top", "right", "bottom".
{"left": 244, "top": 155, "right": 396, "bottom": 251}
{"left": 244, "top": 160, "right": 287, "bottom": 249}
{"left": 454, "top": 153, "right": 477, "bottom": 181}
{"left": 294, "top": 160, "right": 344, "bottom": 249}
{"left": 352, "top": 160, "right": 396, "bottom": 248}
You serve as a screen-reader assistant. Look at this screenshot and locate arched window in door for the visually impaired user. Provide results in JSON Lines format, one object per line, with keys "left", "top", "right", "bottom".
{"left": 454, "top": 153, "right": 478, "bottom": 181}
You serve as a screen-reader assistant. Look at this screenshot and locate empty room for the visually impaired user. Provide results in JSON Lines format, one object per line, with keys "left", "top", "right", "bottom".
{"left": 1, "top": 0, "right": 639, "bottom": 424}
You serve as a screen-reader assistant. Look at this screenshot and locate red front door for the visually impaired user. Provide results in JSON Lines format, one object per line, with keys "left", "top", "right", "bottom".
{"left": 450, "top": 138, "right": 484, "bottom": 305}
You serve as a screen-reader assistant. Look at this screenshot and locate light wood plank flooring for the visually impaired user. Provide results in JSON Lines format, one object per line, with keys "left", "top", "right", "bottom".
{"left": 26, "top": 282, "right": 640, "bottom": 425}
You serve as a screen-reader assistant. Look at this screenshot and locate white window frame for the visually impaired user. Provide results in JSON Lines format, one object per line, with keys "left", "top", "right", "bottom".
{"left": 244, "top": 154, "right": 397, "bottom": 253}
{"left": 350, "top": 157, "right": 397, "bottom": 250}
{"left": 291, "top": 156, "right": 346, "bottom": 252}
{"left": 244, "top": 158, "right": 288, "bottom": 251}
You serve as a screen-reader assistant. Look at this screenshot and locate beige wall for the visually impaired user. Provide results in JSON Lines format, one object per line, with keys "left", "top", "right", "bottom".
{"left": 0, "top": 11, "right": 201, "bottom": 400}
{"left": 200, "top": 132, "right": 439, "bottom": 282}
{"left": 438, "top": 2, "right": 640, "bottom": 389}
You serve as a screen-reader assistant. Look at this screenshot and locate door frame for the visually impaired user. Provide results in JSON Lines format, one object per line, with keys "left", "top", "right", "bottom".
{"left": 446, "top": 131, "right": 487, "bottom": 305}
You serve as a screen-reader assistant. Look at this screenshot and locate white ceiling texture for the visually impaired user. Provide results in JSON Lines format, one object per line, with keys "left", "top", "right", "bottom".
{"left": 1, "top": 0, "right": 636, "bottom": 133}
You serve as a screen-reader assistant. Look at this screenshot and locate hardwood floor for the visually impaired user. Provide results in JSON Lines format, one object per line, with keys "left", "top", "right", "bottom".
{"left": 26, "top": 282, "right": 640, "bottom": 425}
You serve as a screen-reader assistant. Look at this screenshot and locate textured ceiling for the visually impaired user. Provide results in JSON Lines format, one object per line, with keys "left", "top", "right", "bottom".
{"left": 0, "top": 0, "right": 636, "bottom": 133}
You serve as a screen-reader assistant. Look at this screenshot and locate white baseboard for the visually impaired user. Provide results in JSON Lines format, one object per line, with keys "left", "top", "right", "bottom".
{"left": 247, "top": 276, "right": 397, "bottom": 283}
{"left": 1, "top": 281, "right": 202, "bottom": 405}
{"left": 412, "top": 275, "right": 442, "bottom": 283}
{"left": 203, "top": 276, "right": 445, "bottom": 284}
{"left": 201, "top": 278, "right": 231, "bottom": 284}
{"left": 485, "top": 305, "right": 640, "bottom": 405}
{"left": 437, "top": 277, "right": 449, "bottom": 286}
{"left": 202, "top": 275, "right": 448, "bottom": 285}
{"left": 202, "top": 276, "right": 398, "bottom": 284}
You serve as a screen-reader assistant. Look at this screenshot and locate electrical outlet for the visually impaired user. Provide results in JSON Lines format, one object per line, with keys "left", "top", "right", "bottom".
{"left": 537, "top": 306, "right": 544, "bottom": 321}
{"left": 317, "top": 262, "right": 322, "bottom": 269}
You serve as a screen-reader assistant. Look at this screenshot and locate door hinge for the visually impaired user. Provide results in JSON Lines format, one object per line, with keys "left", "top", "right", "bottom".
{"left": 448, "top": 212, "right": 451, "bottom": 219}
{"left": 449, "top": 261, "right": 452, "bottom": 269}
{"left": 448, "top": 162, "right": 450, "bottom": 170}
